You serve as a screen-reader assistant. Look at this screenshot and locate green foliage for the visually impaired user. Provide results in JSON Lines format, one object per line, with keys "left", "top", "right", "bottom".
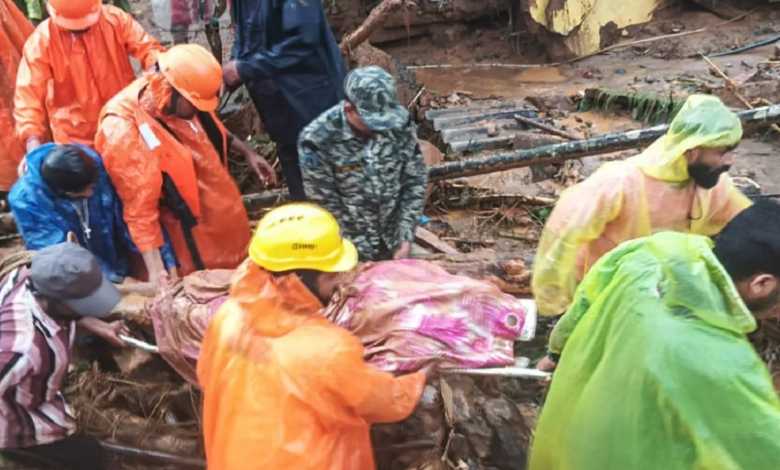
{"left": 579, "top": 88, "right": 684, "bottom": 126}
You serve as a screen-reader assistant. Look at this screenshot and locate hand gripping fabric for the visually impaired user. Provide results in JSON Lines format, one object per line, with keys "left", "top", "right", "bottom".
{"left": 530, "top": 232, "right": 780, "bottom": 470}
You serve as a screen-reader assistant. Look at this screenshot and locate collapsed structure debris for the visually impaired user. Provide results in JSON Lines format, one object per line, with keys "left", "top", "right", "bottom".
{"left": 521, "top": 0, "right": 663, "bottom": 59}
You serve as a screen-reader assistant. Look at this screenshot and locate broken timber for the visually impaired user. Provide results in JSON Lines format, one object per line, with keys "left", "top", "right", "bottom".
{"left": 414, "top": 226, "right": 459, "bottom": 254}
{"left": 416, "top": 250, "right": 533, "bottom": 296}
{"left": 238, "top": 102, "right": 780, "bottom": 207}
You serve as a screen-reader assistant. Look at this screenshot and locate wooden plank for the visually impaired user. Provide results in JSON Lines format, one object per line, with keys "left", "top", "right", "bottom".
{"left": 414, "top": 227, "right": 460, "bottom": 254}
{"left": 417, "top": 250, "right": 533, "bottom": 295}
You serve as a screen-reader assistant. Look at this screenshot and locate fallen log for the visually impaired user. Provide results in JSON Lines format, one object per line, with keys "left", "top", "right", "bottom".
{"left": 238, "top": 102, "right": 780, "bottom": 206}
{"left": 414, "top": 226, "right": 459, "bottom": 254}
{"left": 339, "top": 0, "right": 405, "bottom": 55}
{"left": 514, "top": 114, "right": 579, "bottom": 140}
{"left": 416, "top": 250, "right": 533, "bottom": 296}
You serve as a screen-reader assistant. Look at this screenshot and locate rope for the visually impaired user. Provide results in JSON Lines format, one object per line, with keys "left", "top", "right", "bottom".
{"left": 0, "top": 251, "right": 35, "bottom": 281}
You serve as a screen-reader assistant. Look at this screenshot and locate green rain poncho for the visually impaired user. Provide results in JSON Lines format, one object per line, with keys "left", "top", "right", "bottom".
{"left": 530, "top": 231, "right": 780, "bottom": 470}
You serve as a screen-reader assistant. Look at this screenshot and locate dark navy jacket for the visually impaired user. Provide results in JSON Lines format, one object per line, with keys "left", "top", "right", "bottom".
{"left": 231, "top": 0, "right": 347, "bottom": 146}
{"left": 9, "top": 144, "right": 177, "bottom": 282}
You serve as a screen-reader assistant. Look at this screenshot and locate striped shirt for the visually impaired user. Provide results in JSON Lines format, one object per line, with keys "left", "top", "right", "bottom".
{"left": 0, "top": 267, "right": 76, "bottom": 449}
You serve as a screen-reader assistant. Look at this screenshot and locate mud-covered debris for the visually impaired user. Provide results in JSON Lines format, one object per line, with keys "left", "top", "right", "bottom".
{"left": 372, "top": 377, "right": 532, "bottom": 470}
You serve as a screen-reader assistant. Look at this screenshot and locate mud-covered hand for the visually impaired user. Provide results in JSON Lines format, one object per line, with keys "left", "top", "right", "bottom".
{"left": 537, "top": 356, "right": 558, "bottom": 373}
{"left": 393, "top": 242, "right": 412, "bottom": 260}
{"left": 222, "top": 60, "right": 243, "bottom": 89}
{"left": 244, "top": 151, "right": 278, "bottom": 185}
{"left": 230, "top": 135, "right": 278, "bottom": 185}
{"left": 78, "top": 318, "right": 130, "bottom": 348}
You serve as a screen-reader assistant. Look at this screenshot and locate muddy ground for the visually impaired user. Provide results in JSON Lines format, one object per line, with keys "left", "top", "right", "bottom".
{"left": 6, "top": 1, "right": 780, "bottom": 469}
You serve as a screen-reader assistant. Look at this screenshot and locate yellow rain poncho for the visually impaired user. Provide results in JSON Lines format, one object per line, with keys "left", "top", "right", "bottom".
{"left": 530, "top": 232, "right": 780, "bottom": 470}
{"left": 532, "top": 95, "right": 751, "bottom": 316}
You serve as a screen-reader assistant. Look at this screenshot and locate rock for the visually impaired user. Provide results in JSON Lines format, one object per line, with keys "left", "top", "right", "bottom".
{"left": 372, "top": 377, "right": 532, "bottom": 470}
{"left": 431, "top": 24, "right": 469, "bottom": 47}
{"left": 525, "top": 93, "right": 577, "bottom": 113}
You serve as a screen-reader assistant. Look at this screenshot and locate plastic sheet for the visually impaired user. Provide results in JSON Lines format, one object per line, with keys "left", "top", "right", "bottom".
{"left": 0, "top": 0, "right": 33, "bottom": 191}
{"left": 197, "top": 260, "right": 425, "bottom": 470}
{"left": 532, "top": 95, "right": 750, "bottom": 316}
{"left": 96, "top": 73, "right": 250, "bottom": 275}
{"left": 149, "top": 269, "right": 231, "bottom": 384}
{"left": 324, "top": 260, "right": 536, "bottom": 372}
{"left": 13, "top": 5, "right": 164, "bottom": 147}
{"left": 530, "top": 232, "right": 780, "bottom": 470}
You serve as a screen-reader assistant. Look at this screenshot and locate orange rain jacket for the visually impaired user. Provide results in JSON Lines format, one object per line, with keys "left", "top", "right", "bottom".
{"left": 95, "top": 74, "right": 250, "bottom": 276}
{"left": 0, "top": 0, "right": 32, "bottom": 191}
{"left": 14, "top": 5, "right": 164, "bottom": 147}
{"left": 198, "top": 260, "right": 426, "bottom": 470}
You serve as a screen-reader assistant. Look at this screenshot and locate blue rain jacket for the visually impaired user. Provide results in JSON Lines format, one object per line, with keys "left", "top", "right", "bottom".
{"left": 9, "top": 144, "right": 177, "bottom": 282}
{"left": 231, "top": 0, "right": 347, "bottom": 146}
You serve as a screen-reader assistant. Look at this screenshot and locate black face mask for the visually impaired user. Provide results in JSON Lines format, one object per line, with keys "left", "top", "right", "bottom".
{"left": 688, "top": 163, "right": 730, "bottom": 190}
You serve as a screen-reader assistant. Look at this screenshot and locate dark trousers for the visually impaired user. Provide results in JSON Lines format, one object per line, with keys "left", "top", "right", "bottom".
{"left": 2, "top": 433, "right": 109, "bottom": 470}
{"left": 277, "top": 142, "right": 306, "bottom": 202}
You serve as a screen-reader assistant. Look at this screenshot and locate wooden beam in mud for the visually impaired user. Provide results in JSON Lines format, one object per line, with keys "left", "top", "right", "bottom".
{"left": 414, "top": 227, "right": 460, "bottom": 254}
{"left": 416, "top": 250, "right": 533, "bottom": 296}
{"left": 339, "top": 0, "right": 406, "bottom": 55}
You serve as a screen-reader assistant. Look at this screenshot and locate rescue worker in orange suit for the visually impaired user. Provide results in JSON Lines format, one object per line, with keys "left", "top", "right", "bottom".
{"left": 0, "top": 0, "right": 32, "bottom": 193}
{"left": 13, "top": 0, "right": 164, "bottom": 161}
{"left": 95, "top": 44, "right": 277, "bottom": 284}
{"left": 198, "top": 203, "right": 431, "bottom": 470}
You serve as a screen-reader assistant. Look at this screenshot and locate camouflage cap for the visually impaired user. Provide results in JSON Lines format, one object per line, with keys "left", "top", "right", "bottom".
{"left": 344, "top": 66, "right": 409, "bottom": 132}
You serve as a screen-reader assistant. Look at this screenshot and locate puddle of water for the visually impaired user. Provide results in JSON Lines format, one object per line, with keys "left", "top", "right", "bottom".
{"left": 416, "top": 66, "right": 569, "bottom": 98}
{"left": 561, "top": 111, "right": 636, "bottom": 135}
{"left": 517, "top": 67, "right": 567, "bottom": 83}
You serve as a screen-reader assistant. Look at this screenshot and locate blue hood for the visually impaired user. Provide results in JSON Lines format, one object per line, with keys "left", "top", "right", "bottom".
{"left": 9, "top": 144, "right": 177, "bottom": 281}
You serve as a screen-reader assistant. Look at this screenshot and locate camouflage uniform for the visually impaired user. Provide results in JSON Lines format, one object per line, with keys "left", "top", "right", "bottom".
{"left": 298, "top": 66, "right": 427, "bottom": 261}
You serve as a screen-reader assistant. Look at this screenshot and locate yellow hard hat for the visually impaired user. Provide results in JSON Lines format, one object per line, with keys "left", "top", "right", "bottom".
{"left": 249, "top": 203, "right": 359, "bottom": 273}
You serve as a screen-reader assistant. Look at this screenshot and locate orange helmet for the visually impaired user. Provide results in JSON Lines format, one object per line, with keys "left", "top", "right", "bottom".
{"left": 47, "top": 0, "right": 102, "bottom": 31}
{"left": 158, "top": 45, "right": 222, "bottom": 113}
